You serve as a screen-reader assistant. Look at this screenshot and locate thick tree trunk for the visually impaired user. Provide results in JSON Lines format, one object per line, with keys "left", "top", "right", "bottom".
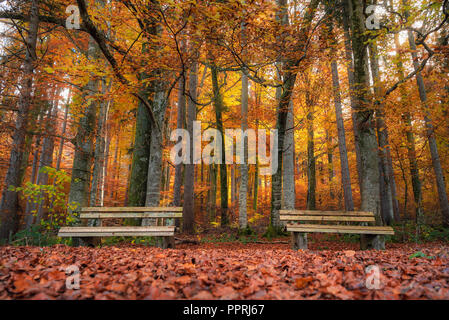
{"left": 283, "top": 100, "right": 296, "bottom": 210}
{"left": 270, "top": 0, "right": 319, "bottom": 232}
{"left": 349, "top": 0, "right": 383, "bottom": 249}
{"left": 0, "top": 0, "right": 39, "bottom": 241}
{"left": 183, "top": 61, "right": 198, "bottom": 233}
{"left": 144, "top": 89, "right": 166, "bottom": 209}
{"left": 35, "top": 99, "right": 58, "bottom": 223}
{"left": 341, "top": 1, "right": 363, "bottom": 192}
{"left": 67, "top": 36, "right": 100, "bottom": 217}
{"left": 128, "top": 82, "right": 152, "bottom": 207}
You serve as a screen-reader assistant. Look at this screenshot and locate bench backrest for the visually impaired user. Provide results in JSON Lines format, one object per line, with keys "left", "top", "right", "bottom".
{"left": 79, "top": 207, "right": 183, "bottom": 220}
{"left": 280, "top": 210, "right": 375, "bottom": 223}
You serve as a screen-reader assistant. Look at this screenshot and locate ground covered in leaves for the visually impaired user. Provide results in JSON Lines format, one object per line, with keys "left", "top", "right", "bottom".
{"left": 1, "top": 242, "right": 449, "bottom": 300}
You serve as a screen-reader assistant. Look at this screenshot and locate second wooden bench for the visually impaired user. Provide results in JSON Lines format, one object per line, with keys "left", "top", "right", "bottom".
{"left": 280, "top": 210, "right": 394, "bottom": 250}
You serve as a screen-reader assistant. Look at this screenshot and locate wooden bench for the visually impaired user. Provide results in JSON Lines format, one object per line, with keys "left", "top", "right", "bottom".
{"left": 280, "top": 210, "right": 394, "bottom": 250}
{"left": 58, "top": 207, "right": 183, "bottom": 248}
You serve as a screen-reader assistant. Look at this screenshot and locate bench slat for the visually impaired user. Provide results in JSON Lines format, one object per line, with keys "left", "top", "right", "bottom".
{"left": 80, "top": 212, "right": 183, "bottom": 219}
{"left": 287, "top": 224, "right": 394, "bottom": 235}
{"left": 280, "top": 210, "right": 374, "bottom": 217}
{"left": 80, "top": 207, "right": 183, "bottom": 213}
{"left": 58, "top": 226, "right": 175, "bottom": 237}
{"left": 280, "top": 215, "right": 376, "bottom": 222}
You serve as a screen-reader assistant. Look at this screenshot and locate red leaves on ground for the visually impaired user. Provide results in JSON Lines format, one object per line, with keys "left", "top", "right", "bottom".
{"left": 1, "top": 242, "right": 449, "bottom": 300}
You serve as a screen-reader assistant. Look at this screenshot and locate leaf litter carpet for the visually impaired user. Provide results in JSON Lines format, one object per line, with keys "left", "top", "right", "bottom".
{"left": 1, "top": 242, "right": 449, "bottom": 300}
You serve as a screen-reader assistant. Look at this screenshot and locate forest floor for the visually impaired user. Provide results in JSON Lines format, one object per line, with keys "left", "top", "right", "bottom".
{"left": 1, "top": 239, "right": 449, "bottom": 300}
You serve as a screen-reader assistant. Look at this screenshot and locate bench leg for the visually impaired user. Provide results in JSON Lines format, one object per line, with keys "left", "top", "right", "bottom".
{"left": 158, "top": 237, "right": 175, "bottom": 249}
{"left": 360, "top": 234, "right": 385, "bottom": 250}
{"left": 292, "top": 232, "right": 308, "bottom": 250}
{"left": 72, "top": 237, "right": 98, "bottom": 247}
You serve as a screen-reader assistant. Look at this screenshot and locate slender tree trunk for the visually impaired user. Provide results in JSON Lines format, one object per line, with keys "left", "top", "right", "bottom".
{"left": 306, "top": 92, "right": 316, "bottom": 210}
{"left": 209, "top": 163, "right": 217, "bottom": 221}
{"left": 239, "top": 45, "right": 249, "bottom": 229}
{"left": 173, "top": 72, "right": 186, "bottom": 207}
{"left": 406, "top": 25, "right": 449, "bottom": 227}
{"left": 253, "top": 118, "right": 259, "bottom": 211}
{"left": 90, "top": 88, "right": 110, "bottom": 207}
{"left": 211, "top": 64, "right": 229, "bottom": 226}
{"left": 330, "top": 57, "right": 355, "bottom": 211}
{"left": 368, "top": 42, "right": 395, "bottom": 224}
{"left": 0, "top": 0, "right": 39, "bottom": 241}
{"left": 392, "top": 29, "right": 424, "bottom": 222}
{"left": 55, "top": 101, "right": 70, "bottom": 171}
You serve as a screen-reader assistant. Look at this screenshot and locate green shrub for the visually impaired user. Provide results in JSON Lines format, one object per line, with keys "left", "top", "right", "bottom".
{"left": 11, "top": 225, "right": 70, "bottom": 246}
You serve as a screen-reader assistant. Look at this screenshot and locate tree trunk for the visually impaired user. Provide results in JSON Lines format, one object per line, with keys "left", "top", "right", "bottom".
{"left": 211, "top": 64, "right": 229, "bottom": 226}
{"left": 392, "top": 29, "right": 424, "bottom": 222}
{"left": 330, "top": 57, "right": 354, "bottom": 211}
{"left": 128, "top": 84, "right": 152, "bottom": 207}
{"left": 349, "top": 0, "right": 383, "bottom": 249}
{"left": 341, "top": 0, "right": 363, "bottom": 192}
{"left": 35, "top": 99, "right": 58, "bottom": 223}
{"left": 306, "top": 92, "right": 316, "bottom": 210}
{"left": 368, "top": 42, "right": 395, "bottom": 224}
{"left": 183, "top": 61, "right": 198, "bottom": 234}
{"left": 173, "top": 72, "right": 186, "bottom": 207}
{"left": 90, "top": 87, "right": 110, "bottom": 207}
{"left": 67, "top": 36, "right": 100, "bottom": 217}
{"left": 0, "top": 0, "right": 39, "bottom": 241}
{"left": 406, "top": 26, "right": 449, "bottom": 227}
{"left": 239, "top": 50, "right": 249, "bottom": 229}
{"left": 270, "top": 0, "right": 319, "bottom": 232}
{"left": 283, "top": 100, "right": 296, "bottom": 210}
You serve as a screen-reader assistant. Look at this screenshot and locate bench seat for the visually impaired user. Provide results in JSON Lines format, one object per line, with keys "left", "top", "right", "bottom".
{"left": 287, "top": 224, "right": 394, "bottom": 235}
{"left": 58, "top": 226, "right": 175, "bottom": 237}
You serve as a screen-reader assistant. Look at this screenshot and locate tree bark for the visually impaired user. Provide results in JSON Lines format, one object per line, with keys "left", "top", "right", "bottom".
{"left": 239, "top": 49, "right": 249, "bottom": 229}
{"left": 406, "top": 27, "right": 449, "bottom": 227}
{"left": 67, "top": 36, "right": 100, "bottom": 217}
{"left": 0, "top": 0, "right": 39, "bottom": 241}
{"left": 368, "top": 42, "right": 396, "bottom": 224}
{"left": 270, "top": 0, "right": 319, "bottom": 231}
{"left": 183, "top": 61, "right": 198, "bottom": 233}
{"left": 306, "top": 90, "right": 316, "bottom": 210}
{"left": 283, "top": 100, "right": 296, "bottom": 210}
{"left": 211, "top": 64, "right": 229, "bottom": 226}
{"left": 341, "top": 0, "right": 363, "bottom": 192}
{"left": 330, "top": 58, "right": 354, "bottom": 211}
{"left": 348, "top": 0, "right": 383, "bottom": 249}
{"left": 173, "top": 71, "right": 186, "bottom": 207}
